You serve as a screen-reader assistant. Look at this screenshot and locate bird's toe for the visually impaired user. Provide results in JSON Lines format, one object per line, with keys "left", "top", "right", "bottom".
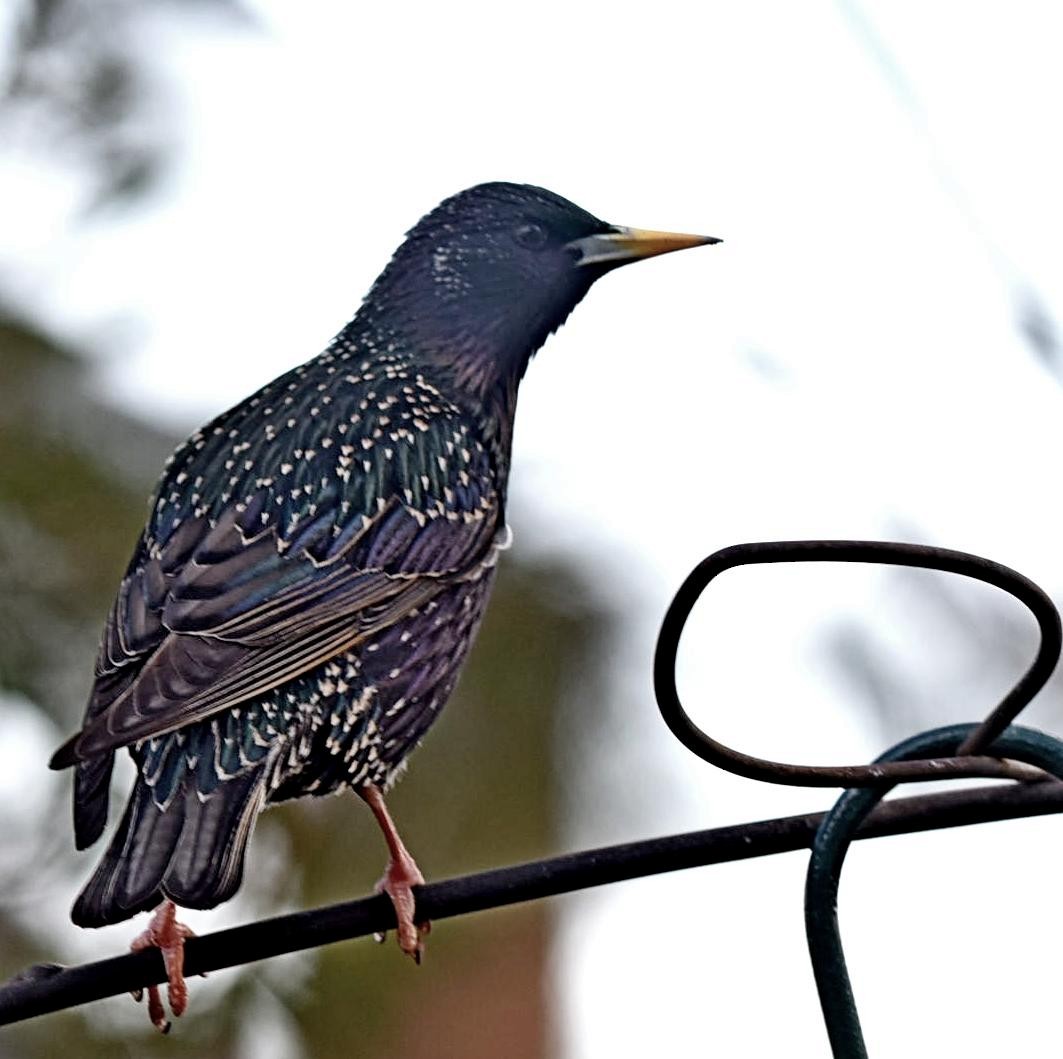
{"left": 129, "top": 901, "right": 194, "bottom": 1032}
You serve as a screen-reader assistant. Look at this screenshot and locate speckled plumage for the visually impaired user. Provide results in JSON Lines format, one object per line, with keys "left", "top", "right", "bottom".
{"left": 51, "top": 181, "right": 717, "bottom": 930}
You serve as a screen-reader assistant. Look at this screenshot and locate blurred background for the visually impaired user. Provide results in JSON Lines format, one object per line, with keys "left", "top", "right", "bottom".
{"left": 2, "top": 2, "right": 1063, "bottom": 1055}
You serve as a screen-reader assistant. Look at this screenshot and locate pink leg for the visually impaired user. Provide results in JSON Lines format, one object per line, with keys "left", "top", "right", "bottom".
{"left": 359, "top": 784, "right": 430, "bottom": 963}
{"left": 129, "top": 900, "right": 195, "bottom": 1033}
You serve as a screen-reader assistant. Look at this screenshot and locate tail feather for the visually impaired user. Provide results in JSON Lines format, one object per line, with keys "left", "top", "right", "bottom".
{"left": 164, "top": 773, "right": 265, "bottom": 906}
{"left": 71, "top": 766, "right": 267, "bottom": 928}
{"left": 73, "top": 753, "right": 115, "bottom": 851}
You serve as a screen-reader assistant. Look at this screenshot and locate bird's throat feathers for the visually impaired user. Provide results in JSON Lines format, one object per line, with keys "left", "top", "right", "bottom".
{"left": 353, "top": 254, "right": 590, "bottom": 411}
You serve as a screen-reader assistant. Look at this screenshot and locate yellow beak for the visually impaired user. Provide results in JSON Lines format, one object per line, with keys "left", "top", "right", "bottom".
{"left": 570, "top": 226, "right": 721, "bottom": 267}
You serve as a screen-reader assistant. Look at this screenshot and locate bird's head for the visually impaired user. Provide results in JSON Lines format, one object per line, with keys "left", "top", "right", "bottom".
{"left": 359, "top": 182, "right": 719, "bottom": 401}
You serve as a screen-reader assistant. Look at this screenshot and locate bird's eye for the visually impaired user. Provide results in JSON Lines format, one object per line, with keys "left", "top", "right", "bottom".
{"left": 513, "top": 222, "right": 548, "bottom": 250}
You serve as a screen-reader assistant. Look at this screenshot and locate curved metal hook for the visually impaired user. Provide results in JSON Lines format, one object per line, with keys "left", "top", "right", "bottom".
{"left": 653, "top": 541, "right": 1062, "bottom": 787}
{"left": 804, "top": 723, "right": 1063, "bottom": 1058}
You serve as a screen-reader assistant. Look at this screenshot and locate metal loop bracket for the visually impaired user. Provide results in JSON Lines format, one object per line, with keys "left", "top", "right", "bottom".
{"left": 654, "top": 540, "right": 1062, "bottom": 787}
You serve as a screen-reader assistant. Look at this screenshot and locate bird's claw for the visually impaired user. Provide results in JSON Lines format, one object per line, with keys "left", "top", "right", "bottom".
{"left": 375, "top": 861, "right": 430, "bottom": 963}
{"left": 129, "top": 901, "right": 196, "bottom": 1033}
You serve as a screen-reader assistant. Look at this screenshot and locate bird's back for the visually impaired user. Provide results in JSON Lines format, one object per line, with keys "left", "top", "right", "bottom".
{"left": 56, "top": 326, "right": 510, "bottom": 928}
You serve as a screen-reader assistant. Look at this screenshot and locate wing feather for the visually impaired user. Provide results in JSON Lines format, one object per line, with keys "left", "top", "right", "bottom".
{"left": 52, "top": 375, "right": 503, "bottom": 769}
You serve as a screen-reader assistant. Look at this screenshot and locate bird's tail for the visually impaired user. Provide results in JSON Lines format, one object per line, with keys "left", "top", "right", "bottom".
{"left": 73, "top": 753, "right": 115, "bottom": 851}
{"left": 71, "top": 766, "right": 267, "bottom": 928}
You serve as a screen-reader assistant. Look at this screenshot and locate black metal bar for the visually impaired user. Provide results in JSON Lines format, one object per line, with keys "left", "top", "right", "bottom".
{"left": 3, "top": 777, "right": 1063, "bottom": 1027}
{"left": 805, "top": 725, "right": 1063, "bottom": 1059}
{"left": 654, "top": 540, "right": 1061, "bottom": 787}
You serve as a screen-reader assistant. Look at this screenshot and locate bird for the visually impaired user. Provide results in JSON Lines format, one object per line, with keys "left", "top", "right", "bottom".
{"left": 49, "top": 181, "right": 718, "bottom": 1031}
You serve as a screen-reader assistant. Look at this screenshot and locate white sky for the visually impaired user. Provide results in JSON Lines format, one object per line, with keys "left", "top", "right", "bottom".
{"left": 5, "top": 1, "right": 1063, "bottom": 1054}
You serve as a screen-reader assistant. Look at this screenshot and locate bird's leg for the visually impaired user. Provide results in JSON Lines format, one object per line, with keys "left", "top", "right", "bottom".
{"left": 129, "top": 900, "right": 195, "bottom": 1033}
{"left": 358, "top": 783, "right": 430, "bottom": 963}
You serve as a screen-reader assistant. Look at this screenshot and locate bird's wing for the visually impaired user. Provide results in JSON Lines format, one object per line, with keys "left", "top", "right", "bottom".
{"left": 53, "top": 396, "right": 502, "bottom": 766}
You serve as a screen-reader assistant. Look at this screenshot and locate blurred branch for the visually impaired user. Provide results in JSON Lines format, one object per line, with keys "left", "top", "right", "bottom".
{"left": 3, "top": 778, "right": 1063, "bottom": 1027}
{"left": 2, "top": 0, "right": 252, "bottom": 210}
{"left": 840, "top": 0, "right": 1063, "bottom": 384}
{"left": 827, "top": 521, "right": 1063, "bottom": 749}
{"left": 1018, "top": 287, "right": 1063, "bottom": 380}
{"left": 4, "top": 0, "right": 165, "bottom": 207}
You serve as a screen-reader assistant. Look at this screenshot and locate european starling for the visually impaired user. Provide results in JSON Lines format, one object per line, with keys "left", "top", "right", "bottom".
{"left": 50, "top": 182, "right": 717, "bottom": 1029}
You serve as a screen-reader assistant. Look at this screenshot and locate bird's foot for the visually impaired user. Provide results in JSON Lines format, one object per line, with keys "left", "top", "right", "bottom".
{"left": 129, "top": 900, "right": 195, "bottom": 1033}
{"left": 375, "top": 850, "right": 430, "bottom": 963}
{"left": 359, "top": 783, "right": 430, "bottom": 962}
